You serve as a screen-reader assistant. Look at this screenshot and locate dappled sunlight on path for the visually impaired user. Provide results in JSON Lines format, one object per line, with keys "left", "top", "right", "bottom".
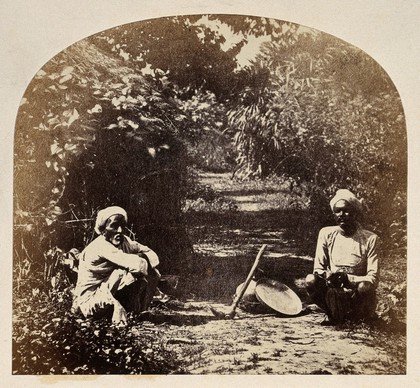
{"left": 183, "top": 172, "right": 315, "bottom": 302}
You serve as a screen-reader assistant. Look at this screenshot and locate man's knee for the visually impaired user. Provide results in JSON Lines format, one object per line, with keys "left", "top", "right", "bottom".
{"left": 357, "top": 281, "right": 374, "bottom": 296}
{"left": 105, "top": 268, "right": 127, "bottom": 294}
{"left": 355, "top": 281, "right": 377, "bottom": 318}
{"left": 305, "top": 273, "right": 317, "bottom": 289}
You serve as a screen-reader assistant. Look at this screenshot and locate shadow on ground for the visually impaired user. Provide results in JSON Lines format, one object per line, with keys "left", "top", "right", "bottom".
{"left": 137, "top": 310, "right": 214, "bottom": 326}
{"left": 186, "top": 208, "right": 320, "bottom": 253}
{"left": 176, "top": 252, "right": 313, "bottom": 304}
{"left": 179, "top": 207, "right": 318, "bottom": 304}
{"left": 217, "top": 188, "right": 288, "bottom": 197}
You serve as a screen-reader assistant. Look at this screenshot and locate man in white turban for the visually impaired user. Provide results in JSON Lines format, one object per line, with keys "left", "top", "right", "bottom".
{"left": 305, "top": 189, "right": 379, "bottom": 325}
{"left": 72, "top": 206, "right": 160, "bottom": 325}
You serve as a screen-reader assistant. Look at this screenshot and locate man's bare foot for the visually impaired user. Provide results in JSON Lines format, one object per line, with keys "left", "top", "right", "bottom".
{"left": 112, "top": 303, "right": 127, "bottom": 326}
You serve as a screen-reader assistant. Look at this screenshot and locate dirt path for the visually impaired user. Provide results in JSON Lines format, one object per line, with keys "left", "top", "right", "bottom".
{"left": 151, "top": 172, "right": 405, "bottom": 374}
{"left": 156, "top": 302, "right": 397, "bottom": 374}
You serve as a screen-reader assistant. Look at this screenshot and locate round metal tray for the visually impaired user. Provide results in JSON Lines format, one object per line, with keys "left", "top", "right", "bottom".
{"left": 255, "top": 278, "right": 302, "bottom": 316}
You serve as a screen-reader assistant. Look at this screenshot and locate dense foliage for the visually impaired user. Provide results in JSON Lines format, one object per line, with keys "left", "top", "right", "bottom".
{"left": 91, "top": 16, "right": 244, "bottom": 100}
{"left": 228, "top": 29, "right": 406, "bottom": 240}
{"left": 13, "top": 285, "right": 187, "bottom": 374}
{"left": 14, "top": 37, "right": 229, "bottom": 279}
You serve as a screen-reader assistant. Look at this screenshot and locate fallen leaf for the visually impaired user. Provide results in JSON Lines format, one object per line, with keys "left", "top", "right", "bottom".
{"left": 61, "top": 66, "right": 74, "bottom": 76}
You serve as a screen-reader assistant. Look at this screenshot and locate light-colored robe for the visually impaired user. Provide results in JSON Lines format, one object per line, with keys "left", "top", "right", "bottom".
{"left": 313, "top": 225, "right": 379, "bottom": 287}
{"left": 73, "top": 235, "right": 159, "bottom": 317}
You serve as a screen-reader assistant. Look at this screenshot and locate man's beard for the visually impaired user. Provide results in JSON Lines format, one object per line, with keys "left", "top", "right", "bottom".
{"left": 110, "top": 233, "right": 124, "bottom": 246}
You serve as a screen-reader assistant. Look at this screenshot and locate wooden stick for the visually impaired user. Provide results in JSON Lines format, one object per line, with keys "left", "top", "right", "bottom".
{"left": 225, "top": 244, "right": 267, "bottom": 319}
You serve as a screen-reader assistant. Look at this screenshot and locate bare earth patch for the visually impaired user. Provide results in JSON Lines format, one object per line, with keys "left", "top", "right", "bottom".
{"left": 135, "top": 298, "right": 404, "bottom": 374}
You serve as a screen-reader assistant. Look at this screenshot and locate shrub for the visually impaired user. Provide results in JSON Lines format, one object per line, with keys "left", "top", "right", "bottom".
{"left": 12, "top": 286, "right": 187, "bottom": 374}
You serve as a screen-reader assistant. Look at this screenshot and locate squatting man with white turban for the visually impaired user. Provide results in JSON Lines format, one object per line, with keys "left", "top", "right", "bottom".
{"left": 305, "top": 189, "right": 379, "bottom": 325}
{"left": 72, "top": 206, "right": 160, "bottom": 325}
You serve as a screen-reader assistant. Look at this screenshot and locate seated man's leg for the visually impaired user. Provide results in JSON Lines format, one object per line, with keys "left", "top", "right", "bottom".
{"left": 141, "top": 268, "right": 161, "bottom": 311}
{"left": 78, "top": 269, "right": 130, "bottom": 324}
{"left": 115, "top": 273, "right": 148, "bottom": 313}
{"left": 305, "top": 273, "right": 328, "bottom": 311}
{"left": 352, "top": 281, "right": 376, "bottom": 320}
{"left": 114, "top": 268, "right": 161, "bottom": 313}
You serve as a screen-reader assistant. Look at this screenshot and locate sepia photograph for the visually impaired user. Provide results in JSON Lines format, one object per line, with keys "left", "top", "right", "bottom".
{"left": 2, "top": 0, "right": 419, "bottom": 385}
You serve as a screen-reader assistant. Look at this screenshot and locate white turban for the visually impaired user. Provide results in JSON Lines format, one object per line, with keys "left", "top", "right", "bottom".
{"left": 329, "top": 189, "right": 363, "bottom": 213}
{"left": 94, "top": 206, "right": 127, "bottom": 234}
